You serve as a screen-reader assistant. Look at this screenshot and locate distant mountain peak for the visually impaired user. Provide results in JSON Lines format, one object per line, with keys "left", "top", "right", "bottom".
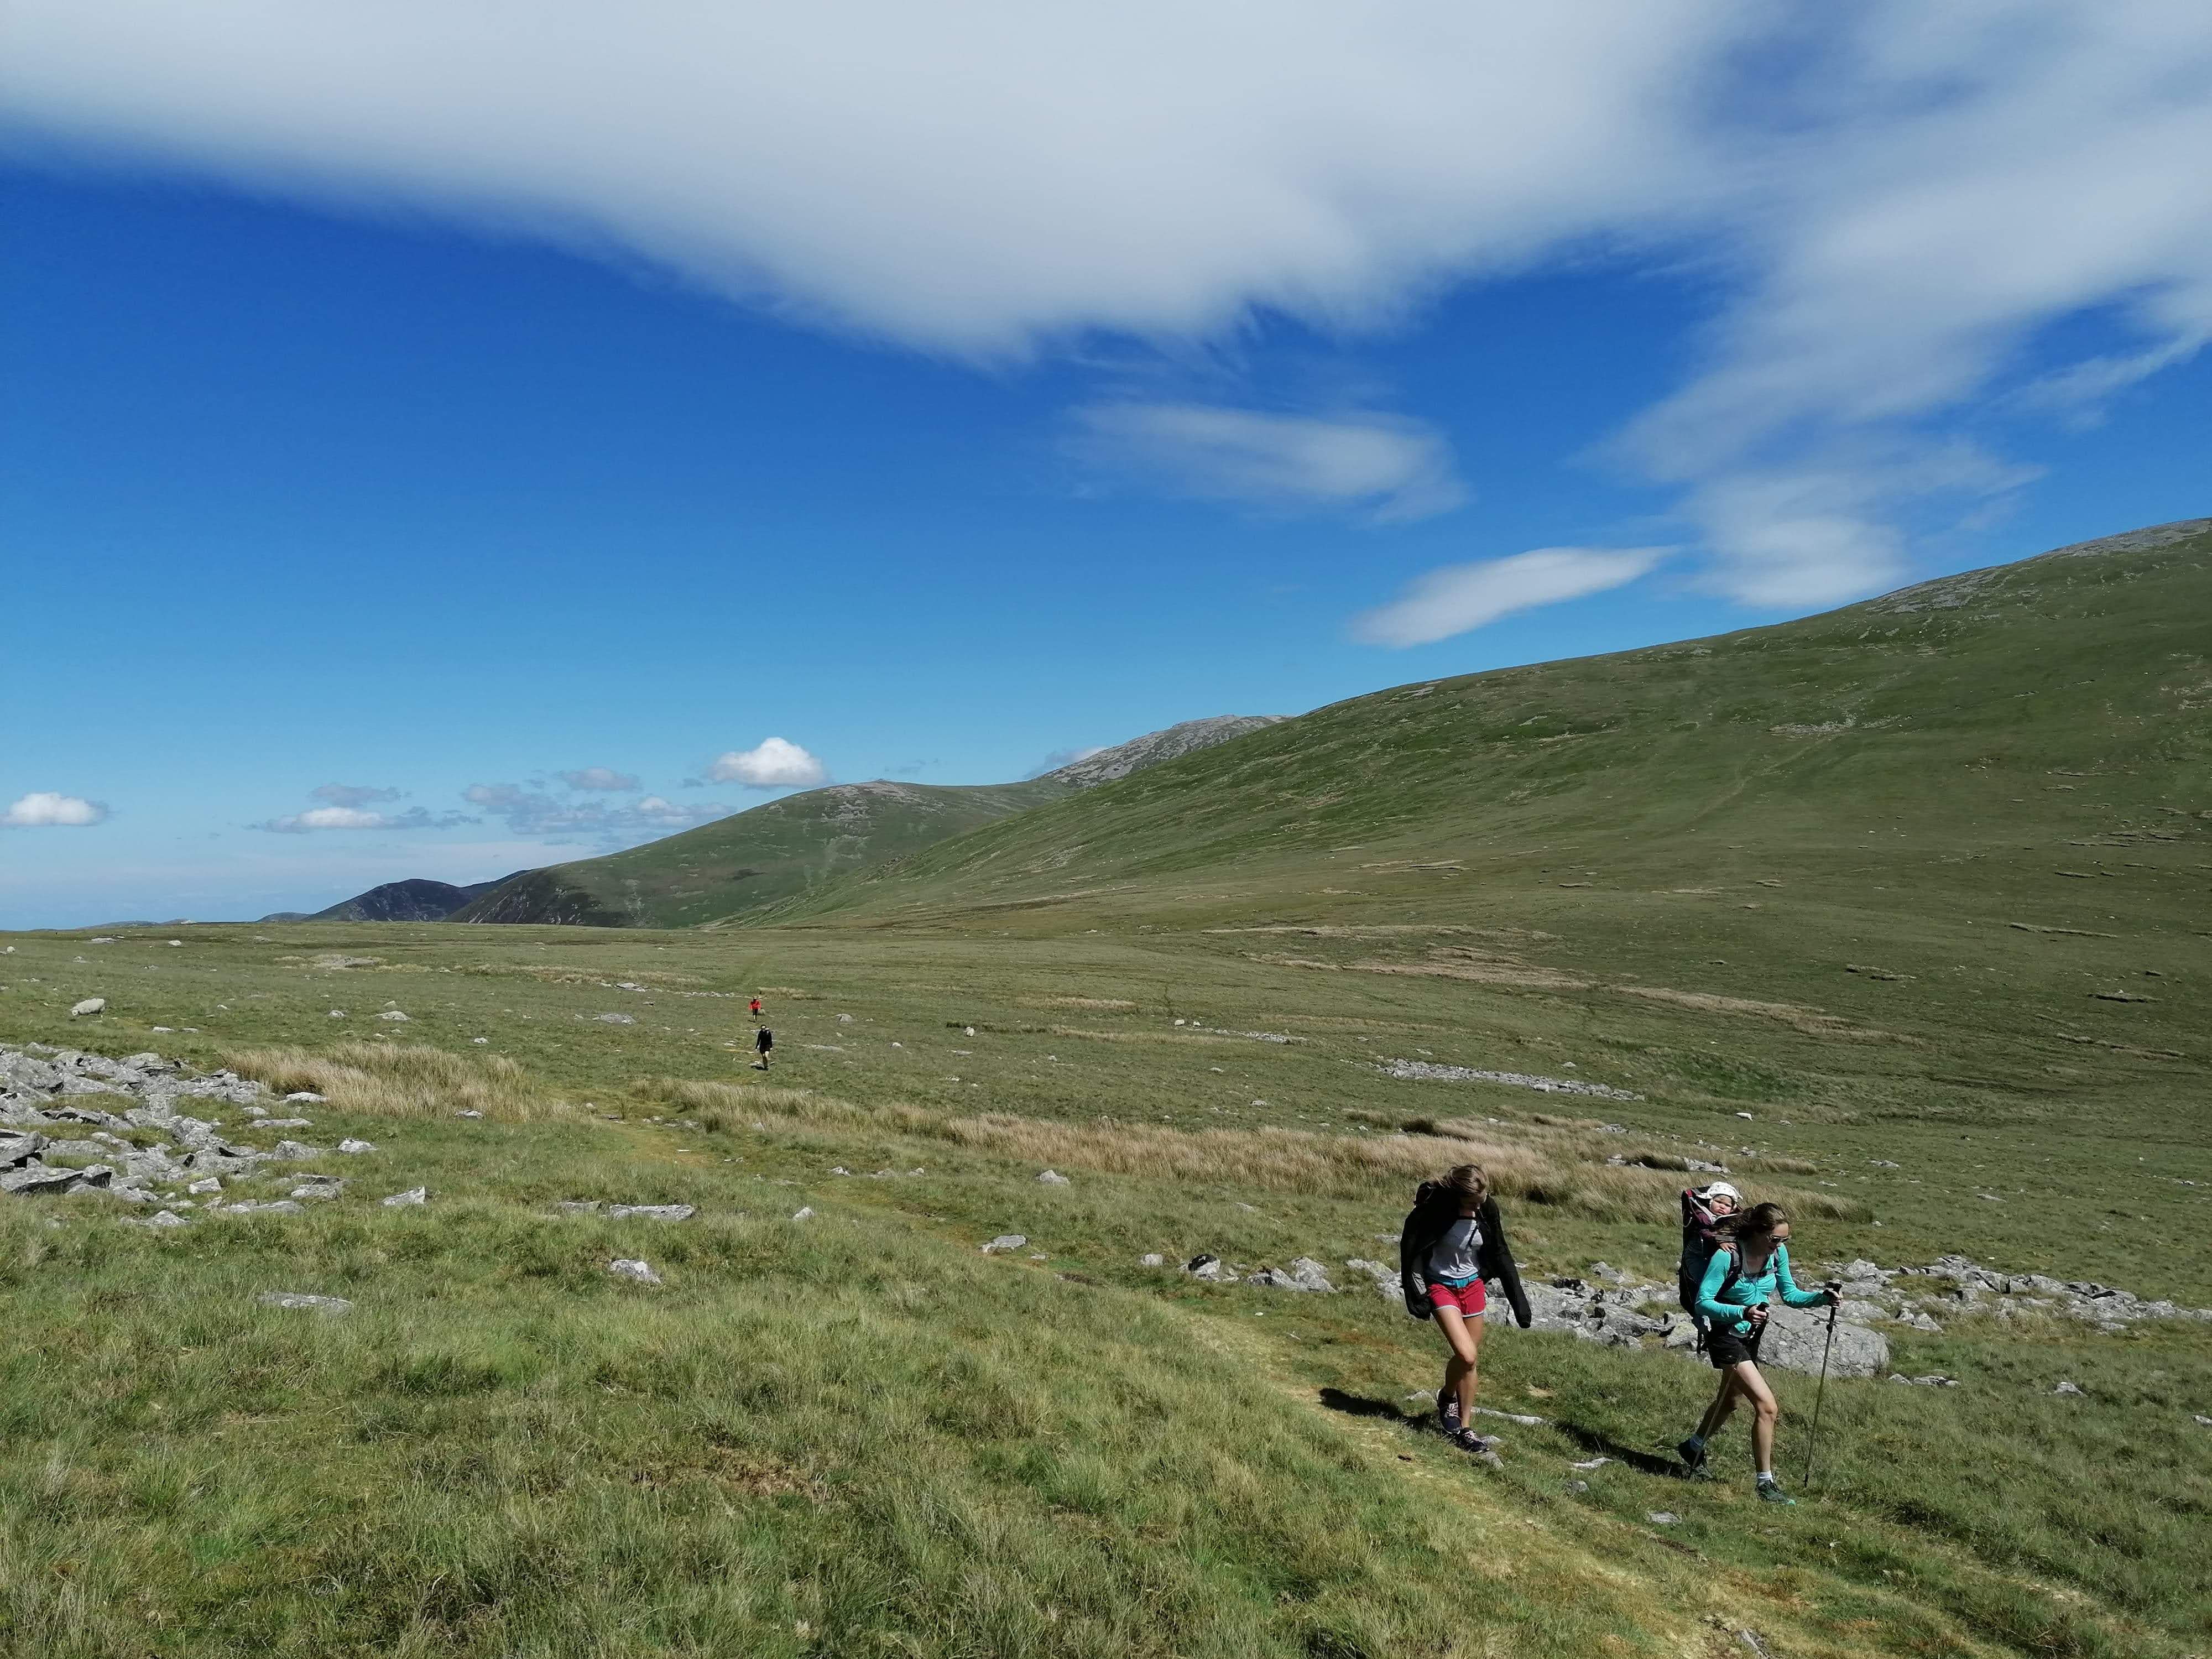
{"left": 1042, "top": 716, "right": 1288, "bottom": 788}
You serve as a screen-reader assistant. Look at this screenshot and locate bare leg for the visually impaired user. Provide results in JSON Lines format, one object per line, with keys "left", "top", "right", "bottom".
{"left": 1730, "top": 1362, "right": 1780, "bottom": 1474}
{"left": 1434, "top": 1306, "right": 1481, "bottom": 1422}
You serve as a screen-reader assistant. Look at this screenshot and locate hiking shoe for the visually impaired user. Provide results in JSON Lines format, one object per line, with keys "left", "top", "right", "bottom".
{"left": 1455, "top": 1430, "right": 1504, "bottom": 1468}
{"left": 1437, "top": 1389, "right": 1463, "bottom": 1436}
{"left": 1756, "top": 1480, "right": 1796, "bottom": 1505}
{"left": 1676, "top": 1436, "right": 1708, "bottom": 1473}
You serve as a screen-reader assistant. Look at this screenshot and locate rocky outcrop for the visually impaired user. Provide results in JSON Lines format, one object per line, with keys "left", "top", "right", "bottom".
{"left": 1041, "top": 716, "right": 1288, "bottom": 787}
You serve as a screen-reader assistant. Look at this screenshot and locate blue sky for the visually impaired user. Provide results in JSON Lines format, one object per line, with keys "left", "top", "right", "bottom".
{"left": 4, "top": 3, "right": 2209, "bottom": 928}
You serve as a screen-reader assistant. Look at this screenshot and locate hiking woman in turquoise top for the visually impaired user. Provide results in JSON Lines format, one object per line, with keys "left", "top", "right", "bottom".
{"left": 1676, "top": 1201, "right": 1837, "bottom": 1503}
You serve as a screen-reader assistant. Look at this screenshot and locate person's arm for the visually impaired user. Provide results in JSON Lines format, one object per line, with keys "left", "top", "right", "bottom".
{"left": 1695, "top": 1246, "right": 1748, "bottom": 1331}
{"left": 1774, "top": 1244, "right": 1832, "bottom": 1308}
{"left": 1478, "top": 1196, "right": 1532, "bottom": 1329}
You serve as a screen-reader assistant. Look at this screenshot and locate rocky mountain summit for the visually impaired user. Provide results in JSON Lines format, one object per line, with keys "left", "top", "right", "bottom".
{"left": 1040, "top": 716, "right": 1287, "bottom": 787}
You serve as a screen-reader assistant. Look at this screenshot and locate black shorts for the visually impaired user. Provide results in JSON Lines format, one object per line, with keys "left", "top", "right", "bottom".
{"left": 1706, "top": 1322, "right": 1764, "bottom": 1369}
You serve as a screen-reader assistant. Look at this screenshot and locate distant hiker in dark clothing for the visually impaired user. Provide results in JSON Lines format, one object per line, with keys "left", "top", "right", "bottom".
{"left": 754, "top": 1027, "right": 773, "bottom": 1070}
{"left": 1677, "top": 1201, "right": 1836, "bottom": 1502}
{"left": 1677, "top": 1180, "right": 1741, "bottom": 1334}
{"left": 1398, "top": 1164, "right": 1532, "bottom": 1463}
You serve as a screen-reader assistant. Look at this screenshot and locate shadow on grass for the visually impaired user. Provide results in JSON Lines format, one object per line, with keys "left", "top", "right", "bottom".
{"left": 1317, "top": 1386, "right": 1417, "bottom": 1424}
{"left": 1553, "top": 1418, "right": 1689, "bottom": 1479}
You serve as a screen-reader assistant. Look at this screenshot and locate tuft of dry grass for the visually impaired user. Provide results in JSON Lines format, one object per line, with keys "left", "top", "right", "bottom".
{"left": 1613, "top": 984, "right": 1903, "bottom": 1041}
{"left": 224, "top": 1042, "right": 566, "bottom": 1121}
{"left": 630, "top": 1078, "right": 1863, "bottom": 1223}
{"left": 455, "top": 962, "right": 705, "bottom": 988}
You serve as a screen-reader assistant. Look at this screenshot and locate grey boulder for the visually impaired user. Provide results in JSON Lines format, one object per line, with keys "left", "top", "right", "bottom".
{"left": 258, "top": 1291, "right": 352, "bottom": 1316}
{"left": 1761, "top": 1303, "right": 1888, "bottom": 1378}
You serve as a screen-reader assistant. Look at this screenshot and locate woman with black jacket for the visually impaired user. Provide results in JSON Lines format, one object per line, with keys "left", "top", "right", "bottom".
{"left": 1398, "top": 1164, "right": 1533, "bottom": 1460}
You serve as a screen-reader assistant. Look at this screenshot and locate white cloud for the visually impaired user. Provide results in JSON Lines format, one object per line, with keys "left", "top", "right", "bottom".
{"left": 310, "top": 782, "right": 401, "bottom": 808}
{"left": 7, "top": 3, "right": 2211, "bottom": 602}
{"left": 706, "top": 738, "right": 828, "bottom": 790}
{"left": 3, "top": 791, "right": 108, "bottom": 827}
{"left": 461, "top": 783, "right": 727, "bottom": 839}
{"left": 557, "top": 766, "right": 640, "bottom": 791}
{"left": 1072, "top": 404, "right": 1465, "bottom": 521}
{"left": 0, "top": 4, "right": 1733, "bottom": 353}
{"left": 2010, "top": 330, "right": 2211, "bottom": 426}
{"left": 259, "top": 804, "right": 473, "bottom": 833}
{"left": 1352, "top": 547, "right": 1667, "bottom": 646}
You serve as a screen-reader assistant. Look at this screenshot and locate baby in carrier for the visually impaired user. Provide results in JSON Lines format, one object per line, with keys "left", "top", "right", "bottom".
{"left": 1677, "top": 1180, "right": 1741, "bottom": 1342}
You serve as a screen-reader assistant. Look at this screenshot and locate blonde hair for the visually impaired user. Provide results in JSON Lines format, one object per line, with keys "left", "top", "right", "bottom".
{"left": 1438, "top": 1162, "right": 1488, "bottom": 1211}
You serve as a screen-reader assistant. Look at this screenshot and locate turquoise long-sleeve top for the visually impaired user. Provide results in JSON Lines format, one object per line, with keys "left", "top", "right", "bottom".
{"left": 1695, "top": 1242, "right": 1828, "bottom": 1334}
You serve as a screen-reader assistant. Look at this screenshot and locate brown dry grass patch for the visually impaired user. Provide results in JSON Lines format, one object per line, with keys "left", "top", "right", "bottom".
{"left": 630, "top": 1078, "right": 1861, "bottom": 1223}
{"left": 1254, "top": 950, "right": 1590, "bottom": 991}
{"left": 225, "top": 1042, "right": 567, "bottom": 1121}
{"left": 1024, "top": 996, "right": 1138, "bottom": 1011}
{"left": 456, "top": 962, "right": 706, "bottom": 988}
{"left": 1613, "top": 985, "right": 1903, "bottom": 1041}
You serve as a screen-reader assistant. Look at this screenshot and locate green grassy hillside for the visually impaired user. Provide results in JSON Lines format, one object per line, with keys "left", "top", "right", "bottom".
{"left": 770, "top": 520, "right": 2212, "bottom": 950}
{"left": 452, "top": 779, "right": 1070, "bottom": 928}
{"left": 452, "top": 716, "right": 1287, "bottom": 930}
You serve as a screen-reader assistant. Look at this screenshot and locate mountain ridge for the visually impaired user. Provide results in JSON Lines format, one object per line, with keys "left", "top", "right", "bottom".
{"left": 754, "top": 517, "right": 2212, "bottom": 941}
{"left": 447, "top": 714, "right": 1288, "bottom": 928}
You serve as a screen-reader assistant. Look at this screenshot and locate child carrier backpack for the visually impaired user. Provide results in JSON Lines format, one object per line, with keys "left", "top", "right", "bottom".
{"left": 1677, "top": 1187, "right": 1728, "bottom": 1313}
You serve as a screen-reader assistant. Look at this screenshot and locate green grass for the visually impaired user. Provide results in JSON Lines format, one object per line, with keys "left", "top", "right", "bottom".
{"left": 4, "top": 521, "right": 2209, "bottom": 1654}
{"left": 3, "top": 914, "right": 2208, "bottom": 1656}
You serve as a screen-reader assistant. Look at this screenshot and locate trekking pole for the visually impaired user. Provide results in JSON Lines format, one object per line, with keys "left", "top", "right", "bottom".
{"left": 1801, "top": 1292, "right": 1840, "bottom": 1491}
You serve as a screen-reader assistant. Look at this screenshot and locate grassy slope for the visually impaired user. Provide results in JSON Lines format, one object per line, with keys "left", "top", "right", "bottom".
{"left": 769, "top": 521, "right": 2212, "bottom": 949}
{"left": 3, "top": 910, "right": 2207, "bottom": 1657}
{"left": 452, "top": 780, "right": 1067, "bottom": 929}
{"left": 4, "top": 523, "right": 2209, "bottom": 1656}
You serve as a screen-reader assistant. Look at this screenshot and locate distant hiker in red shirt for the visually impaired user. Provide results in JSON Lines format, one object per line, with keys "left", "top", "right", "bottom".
{"left": 749, "top": 997, "right": 761, "bottom": 1018}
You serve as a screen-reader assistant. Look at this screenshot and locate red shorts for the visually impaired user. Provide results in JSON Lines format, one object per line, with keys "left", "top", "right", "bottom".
{"left": 1427, "top": 1278, "right": 1487, "bottom": 1319}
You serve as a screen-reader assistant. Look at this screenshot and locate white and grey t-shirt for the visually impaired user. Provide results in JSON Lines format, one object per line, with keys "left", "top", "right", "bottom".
{"left": 1427, "top": 1216, "right": 1484, "bottom": 1284}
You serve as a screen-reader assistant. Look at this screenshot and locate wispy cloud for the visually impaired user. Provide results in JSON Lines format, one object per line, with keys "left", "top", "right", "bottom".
{"left": 1071, "top": 404, "right": 1465, "bottom": 522}
{"left": 9, "top": 3, "right": 2210, "bottom": 603}
{"left": 461, "top": 783, "right": 726, "bottom": 840}
{"left": 1352, "top": 547, "right": 1667, "bottom": 646}
{"left": 258, "top": 805, "right": 475, "bottom": 834}
{"left": 2008, "top": 330, "right": 2211, "bottom": 428}
{"left": 556, "top": 766, "right": 640, "bottom": 791}
{"left": 310, "top": 782, "right": 403, "bottom": 808}
{"left": 705, "top": 738, "right": 828, "bottom": 790}
{"left": 3, "top": 791, "right": 108, "bottom": 828}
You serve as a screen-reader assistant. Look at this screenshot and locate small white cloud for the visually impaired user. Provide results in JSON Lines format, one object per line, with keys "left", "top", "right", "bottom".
{"left": 706, "top": 738, "right": 828, "bottom": 790}
{"left": 1352, "top": 547, "right": 1667, "bottom": 646}
{"left": 259, "top": 805, "right": 474, "bottom": 834}
{"left": 310, "top": 782, "right": 402, "bottom": 808}
{"left": 2, "top": 791, "right": 108, "bottom": 827}
{"left": 1071, "top": 403, "right": 1466, "bottom": 523}
{"left": 557, "top": 766, "right": 641, "bottom": 791}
